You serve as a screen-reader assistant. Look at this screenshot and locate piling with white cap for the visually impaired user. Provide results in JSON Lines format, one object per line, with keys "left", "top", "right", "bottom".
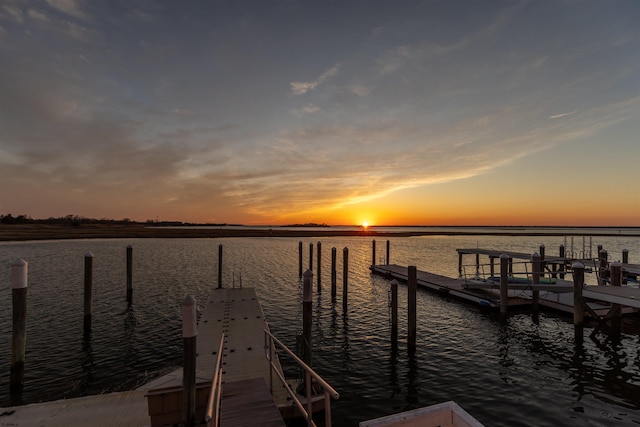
{"left": 11, "top": 259, "right": 28, "bottom": 388}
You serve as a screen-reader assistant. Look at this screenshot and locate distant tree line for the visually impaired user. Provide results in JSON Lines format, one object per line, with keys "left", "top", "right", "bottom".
{"left": 1, "top": 214, "right": 242, "bottom": 227}
{"left": 0, "top": 214, "right": 135, "bottom": 226}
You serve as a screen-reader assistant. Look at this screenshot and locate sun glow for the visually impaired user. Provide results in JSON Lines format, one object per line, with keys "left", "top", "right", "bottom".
{"left": 362, "top": 221, "right": 369, "bottom": 229}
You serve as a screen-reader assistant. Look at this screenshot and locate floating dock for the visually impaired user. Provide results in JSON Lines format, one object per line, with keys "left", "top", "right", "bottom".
{"left": 371, "top": 263, "right": 640, "bottom": 317}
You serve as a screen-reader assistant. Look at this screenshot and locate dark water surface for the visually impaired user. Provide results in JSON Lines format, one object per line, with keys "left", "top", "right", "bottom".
{"left": 1, "top": 233, "right": 639, "bottom": 426}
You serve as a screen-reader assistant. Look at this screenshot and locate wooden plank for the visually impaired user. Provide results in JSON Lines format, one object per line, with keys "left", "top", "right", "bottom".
{"left": 221, "top": 378, "right": 284, "bottom": 427}
{"left": 583, "top": 286, "right": 640, "bottom": 308}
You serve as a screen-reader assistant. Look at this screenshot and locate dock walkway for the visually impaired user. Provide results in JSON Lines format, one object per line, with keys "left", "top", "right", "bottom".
{"left": 371, "top": 264, "right": 640, "bottom": 316}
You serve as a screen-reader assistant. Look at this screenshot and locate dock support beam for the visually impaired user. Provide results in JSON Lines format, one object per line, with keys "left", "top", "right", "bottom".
{"left": 531, "top": 252, "right": 541, "bottom": 311}
{"left": 390, "top": 280, "right": 398, "bottom": 346}
{"left": 84, "top": 252, "right": 93, "bottom": 335}
{"left": 572, "top": 262, "right": 585, "bottom": 327}
{"left": 622, "top": 249, "right": 629, "bottom": 264}
{"left": 372, "top": 239, "right": 376, "bottom": 266}
{"left": 386, "top": 240, "right": 390, "bottom": 265}
{"left": 10, "top": 259, "right": 28, "bottom": 390}
{"left": 342, "top": 248, "right": 349, "bottom": 313}
{"left": 331, "top": 247, "right": 337, "bottom": 300}
{"left": 458, "top": 251, "right": 463, "bottom": 278}
{"left": 500, "top": 254, "right": 509, "bottom": 317}
{"left": 126, "top": 244, "right": 133, "bottom": 303}
{"left": 317, "top": 242, "right": 322, "bottom": 292}
{"left": 559, "top": 244, "right": 565, "bottom": 279}
{"left": 609, "top": 262, "right": 623, "bottom": 319}
{"left": 302, "top": 270, "right": 313, "bottom": 367}
{"left": 598, "top": 250, "right": 608, "bottom": 285}
{"left": 408, "top": 266, "right": 417, "bottom": 351}
{"left": 182, "top": 295, "right": 197, "bottom": 427}
{"left": 309, "top": 243, "right": 313, "bottom": 271}
{"left": 218, "top": 244, "right": 223, "bottom": 289}
{"left": 298, "top": 241, "right": 303, "bottom": 278}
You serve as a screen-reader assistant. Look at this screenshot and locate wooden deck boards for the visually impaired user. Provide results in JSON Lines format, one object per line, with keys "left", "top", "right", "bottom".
{"left": 220, "top": 378, "right": 285, "bottom": 427}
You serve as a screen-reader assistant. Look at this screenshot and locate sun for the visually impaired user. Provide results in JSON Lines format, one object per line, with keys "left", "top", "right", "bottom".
{"left": 362, "top": 221, "right": 369, "bottom": 229}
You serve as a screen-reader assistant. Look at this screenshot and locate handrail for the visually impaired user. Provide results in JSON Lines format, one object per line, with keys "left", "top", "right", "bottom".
{"left": 205, "top": 333, "right": 226, "bottom": 426}
{"left": 263, "top": 329, "right": 339, "bottom": 427}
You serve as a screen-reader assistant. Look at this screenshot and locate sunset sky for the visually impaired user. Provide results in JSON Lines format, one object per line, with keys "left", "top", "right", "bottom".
{"left": 1, "top": 1, "right": 639, "bottom": 226}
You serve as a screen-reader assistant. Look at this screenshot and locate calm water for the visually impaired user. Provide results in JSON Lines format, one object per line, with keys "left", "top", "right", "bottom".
{"left": 1, "top": 232, "right": 640, "bottom": 426}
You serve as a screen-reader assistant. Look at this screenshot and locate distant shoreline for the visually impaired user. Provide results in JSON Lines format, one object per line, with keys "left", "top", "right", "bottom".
{"left": 1, "top": 223, "right": 638, "bottom": 242}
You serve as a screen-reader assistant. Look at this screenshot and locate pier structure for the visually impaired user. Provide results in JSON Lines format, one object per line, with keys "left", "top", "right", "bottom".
{"left": 0, "top": 287, "right": 338, "bottom": 426}
{"left": 371, "top": 245, "right": 640, "bottom": 320}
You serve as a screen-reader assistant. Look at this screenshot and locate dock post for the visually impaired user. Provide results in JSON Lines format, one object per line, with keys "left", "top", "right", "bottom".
{"left": 317, "top": 242, "right": 322, "bottom": 292}
{"left": 126, "top": 244, "right": 133, "bottom": 303}
{"left": 10, "top": 259, "right": 28, "bottom": 389}
{"left": 309, "top": 243, "right": 313, "bottom": 271}
{"left": 84, "top": 252, "right": 93, "bottom": 334}
{"left": 572, "top": 261, "right": 585, "bottom": 326}
{"left": 408, "top": 266, "right": 417, "bottom": 351}
{"left": 610, "top": 262, "right": 623, "bottom": 319}
{"left": 386, "top": 240, "right": 390, "bottom": 264}
{"left": 218, "top": 244, "right": 223, "bottom": 289}
{"left": 372, "top": 239, "right": 376, "bottom": 266}
{"left": 343, "top": 247, "right": 348, "bottom": 313}
{"left": 475, "top": 253, "right": 480, "bottom": 278}
{"left": 457, "top": 251, "right": 463, "bottom": 277}
{"left": 508, "top": 257, "right": 513, "bottom": 276}
{"left": 182, "top": 295, "right": 197, "bottom": 427}
{"left": 500, "top": 254, "right": 509, "bottom": 317}
{"left": 531, "top": 252, "right": 541, "bottom": 311}
{"left": 302, "top": 270, "right": 313, "bottom": 367}
{"left": 598, "top": 249, "right": 608, "bottom": 285}
{"left": 539, "top": 244, "right": 545, "bottom": 274}
{"left": 622, "top": 249, "right": 629, "bottom": 264}
{"left": 390, "top": 280, "right": 398, "bottom": 346}
{"left": 298, "top": 241, "right": 303, "bottom": 278}
{"left": 559, "top": 244, "right": 566, "bottom": 279}
{"left": 489, "top": 257, "right": 495, "bottom": 280}
{"left": 331, "top": 247, "right": 337, "bottom": 300}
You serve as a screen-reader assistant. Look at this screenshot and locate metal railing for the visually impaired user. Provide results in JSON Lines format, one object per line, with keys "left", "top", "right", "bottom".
{"left": 264, "top": 329, "right": 339, "bottom": 427}
{"left": 205, "top": 333, "right": 226, "bottom": 427}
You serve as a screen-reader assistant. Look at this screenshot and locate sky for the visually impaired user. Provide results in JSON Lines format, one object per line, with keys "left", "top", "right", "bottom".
{"left": 1, "top": 0, "right": 639, "bottom": 226}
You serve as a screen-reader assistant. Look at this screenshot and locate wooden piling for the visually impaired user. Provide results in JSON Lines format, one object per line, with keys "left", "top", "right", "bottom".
{"left": 408, "top": 266, "right": 417, "bottom": 351}
{"left": 539, "top": 244, "right": 545, "bottom": 274}
{"left": 298, "top": 241, "right": 303, "bottom": 278}
{"left": 182, "top": 295, "right": 197, "bottom": 427}
{"left": 372, "top": 239, "right": 376, "bottom": 266}
{"left": 331, "top": 247, "right": 337, "bottom": 300}
{"left": 622, "top": 249, "right": 629, "bottom": 264}
{"left": 126, "top": 244, "right": 133, "bottom": 303}
{"left": 309, "top": 243, "right": 313, "bottom": 271}
{"left": 342, "top": 247, "right": 348, "bottom": 313}
{"left": 475, "top": 253, "right": 480, "bottom": 277}
{"left": 386, "top": 240, "right": 390, "bottom": 265}
{"left": 458, "top": 251, "right": 463, "bottom": 277}
{"left": 500, "top": 254, "right": 509, "bottom": 316}
{"left": 390, "top": 279, "right": 398, "bottom": 345}
{"left": 559, "top": 244, "right": 565, "bottom": 279}
{"left": 302, "top": 270, "right": 313, "bottom": 367}
{"left": 218, "top": 244, "right": 223, "bottom": 289}
{"left": 10, "top": 259, "right": 28, "bottom": 389}
{"left": 489, "top": 256, "right": 495, "bottom": 279}
{"left": 531, "top": 252, "right": 541, "bottom": 311}
{"left": 84, "top": 252, "right": 93, "bottom": 334}
{"left": 572, "top": 262, "right": 585, "bottom": 327}
{"left": 317, "top": 242, "right": 322, "bottom": 292}
{"left": 598, "top": 249, "right": 608, "bottom": 285}
{"left": 610, "top": 261, "right": 623, "bottom": 318}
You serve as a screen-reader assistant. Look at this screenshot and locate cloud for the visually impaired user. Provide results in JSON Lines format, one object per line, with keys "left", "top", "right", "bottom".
{"left": 0, "top": 2, "right": 23, "bottom": 23}
{"left": 26, "top": 7, "right": 92, "bottom": 40}
{"left": 290, "top": 64, "right": 340, "bottom": 95}
{"left": 44, "top": 0, "right": 87, "bottom": 21}
{"left": 549, "top": 111, "right": 577, "bottom": 119}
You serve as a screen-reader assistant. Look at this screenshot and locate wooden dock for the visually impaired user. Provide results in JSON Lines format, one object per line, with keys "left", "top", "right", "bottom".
{"left": 146, "top": 287, "right": 291, "bottom": 426}
{"left": 370, "top": 264, "right": 640, "bottom": 316}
